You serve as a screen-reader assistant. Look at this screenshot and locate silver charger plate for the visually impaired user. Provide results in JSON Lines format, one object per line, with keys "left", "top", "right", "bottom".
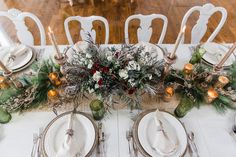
{"left": 41, "top": 111, "right": 98, "bottom": 157}
{"left": 132, "top": 109, "right": 187, "bottom": 157}
{"left": 201, "top": 43, "right": 236, "bottom": 69}
{"left": 0, "top": 46, "right": 36, "bottom": 73}
{"left": 12, "top": 47, "right": 37, "bottom": 73}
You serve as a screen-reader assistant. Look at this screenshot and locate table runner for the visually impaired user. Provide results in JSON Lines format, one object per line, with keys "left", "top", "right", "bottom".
{"left": 0, "top": 44, "right": 236, "bottom": 157}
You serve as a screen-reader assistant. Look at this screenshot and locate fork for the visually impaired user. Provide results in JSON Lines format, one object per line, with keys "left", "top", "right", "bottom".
{"left": 126, "top": 130, "right": 132, "bottom": 154}
{"left": 36, "top": 127, "right": 44, "bottom": 157}
{"left": 182, "top": 123, "right": 194, "bottom": 157}
{"left": 129, "top": 130, "right": 138, "bottom": 157}
{"left": 31, "top": 133, "right": 38, "bottom": 157}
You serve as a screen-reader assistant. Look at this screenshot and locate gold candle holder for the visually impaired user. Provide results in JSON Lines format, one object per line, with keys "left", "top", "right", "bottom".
{"left": 206, "top": 87, "right": 218, "bottom": 103}
{"left": 163, "top": 86, "right": 174, "bottom": 102}
{"left": 47, "top": 89, "right": 59, "bottom": 101}
{"left": 184, "top": 63, "right": 193, "bottom": 74}
{"left": 48, "top": 72, "right": 62, "bottom": 86}
{"left": 0, "top": 76, "right": 10, "bottom": 89}
{"left": 214, "top": 76, "right": 229, "bottom": 88}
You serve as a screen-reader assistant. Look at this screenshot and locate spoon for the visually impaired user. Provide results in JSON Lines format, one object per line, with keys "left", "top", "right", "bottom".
{"left": 188, "top": 132, "right": 199, "bottom": 157}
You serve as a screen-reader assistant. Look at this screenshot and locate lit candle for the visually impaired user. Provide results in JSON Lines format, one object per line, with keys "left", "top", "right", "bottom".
{"left": 47, "top": 89, "right": 59, "bottom": 100}
{"left": 184, "top": 63, "right": 193, "bottom": 74}
{"left": 48, "top": 72, "right": 62, "bottom": 86}
{"left": 216, "top": 42, "right": 236, "bottom": 68}
{"left": 0, "top": 76, "right": 9, "bottom": 89}
{"left": 48, "top": 26, "right": 62, "bottom": 59}
{"left": 206, "top": 87, "right": 218, "bottom": 103}
{"left": 163, "top": 86, "right": 174, "bottom": 102}
{"left": 214, "top": 76, "right": 229, "bottom": 88}
{"left": 49, "top": 72, "right": 58, "bottom": 81}
{"left": 54, "top": 80, "right": 62, "bottom": 86}
{"left": 170, "top": 25, "right": 186, "bottom": 59}
{"left": 0, "top": 60, "right": 11, "bottom": 74}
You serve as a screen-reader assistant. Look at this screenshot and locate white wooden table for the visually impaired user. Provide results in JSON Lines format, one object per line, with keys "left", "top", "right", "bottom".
{"left": 0, "top": 44, "right": 236, "bottom": 157}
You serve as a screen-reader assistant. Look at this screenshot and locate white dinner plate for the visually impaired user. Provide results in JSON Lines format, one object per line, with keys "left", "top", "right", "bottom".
{"left": 0, "top": 45, "right": 33, "bottom": 71}
{"left": 133, "top": 110, "right": 187, "bottom": 157}
{"left": 135, "top": 42, "right": 164, "bottom": 61}
{"left": 201, "top": 42, "right": 235, "bottom": 67}
{"left": 41, "top": 111, "right": 98, "bottom": 157}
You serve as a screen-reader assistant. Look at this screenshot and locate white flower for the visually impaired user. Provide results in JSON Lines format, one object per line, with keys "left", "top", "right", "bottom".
{"left": 106, "top": 50, "right": 113, "bottom": 61}
{"left": 80, "top": 58, "right": 88, "bottom": 65}
{"left": 88, "top": 88, "right": 94, "bottom": 93}
{"left": 87, "top": 60, "right": 93, "bottom": 69}
{"left": 126, "top": 54, "right": 133, "bottom": 59}
{"left": 127, "top": 61, "right": 140, "bottom": 71}
{"left": 93, "top": 71, "right": 101, "bottom": 82}
{"left": 128, "top": 78, "right": 136, "bottom": 87}
{"left": 119, "top": 69, "right": 128, "bottom": 79}
{"left": 147, "top": 74, "right": 152, "bottom": 80}
{"left": 107, "top": 56, "right": 113, "bottom": 61}
{"left": 86, "top": 53, "right": 92, "bottom": 59}
{"left": 95, "top": 84, "right": 99, "bottom": 89}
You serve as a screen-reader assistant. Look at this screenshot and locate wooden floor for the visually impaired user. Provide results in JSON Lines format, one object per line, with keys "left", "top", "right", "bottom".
{"left": 0, "top": 0, "right": 236, "bottom": 45}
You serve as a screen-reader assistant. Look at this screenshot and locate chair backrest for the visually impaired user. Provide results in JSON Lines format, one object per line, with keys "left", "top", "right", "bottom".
{"left": 64, "top": 15, "right": 109, "bottom": 45}
{"left": 0, "top": 8, "right": 46, "bottom": 46}
{"left": 181, "top": 3, "right": 227, "bottom": 44}
{"left": 124, "top": 14, "right": 168, "bottom": 44}
{"left": 0, "top": 23, "right": 14, "bottom": 46}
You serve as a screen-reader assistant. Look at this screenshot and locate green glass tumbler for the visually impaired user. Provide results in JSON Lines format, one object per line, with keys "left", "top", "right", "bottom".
{"left": 0, "top": 107, "right": 11, "bottom": 124}
{"left": 89, "top": 99, "right": 105, "bottom": 121}
{"left": 174, "top": 96, "right": 194, "bottom": 118}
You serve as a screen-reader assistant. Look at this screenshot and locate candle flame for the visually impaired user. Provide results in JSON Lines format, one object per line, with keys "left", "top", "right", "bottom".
{"left": 48, "top": 26, "right": 52, "bottom": 33}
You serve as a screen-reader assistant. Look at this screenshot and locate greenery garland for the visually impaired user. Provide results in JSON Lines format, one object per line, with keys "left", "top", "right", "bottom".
{"left": 0, "top": 43, "right": 236, "bottom": 123}
{"left": 168, "top": 46, "right": 236, "bottom": 117}
{"left": 0, "top": 59, "right": 60, "bottom": 123}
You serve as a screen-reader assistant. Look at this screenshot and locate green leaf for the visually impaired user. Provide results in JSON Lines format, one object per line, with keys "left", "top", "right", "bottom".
{"left": 189, "top": 47, "right": 206, "bottom": 64}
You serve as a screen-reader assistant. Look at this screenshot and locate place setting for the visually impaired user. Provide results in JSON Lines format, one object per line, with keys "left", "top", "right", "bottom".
{"left": 41, "top": 110, "right": 98, "bottom": 157}
{"left": 200, "top": 42, "right": 236, "bottom": 69}
{"left": 132, "top": 109, "right": 187, "bottom": 157}
{"left": 0, "top": 44, "right": 37, "bottom": 73}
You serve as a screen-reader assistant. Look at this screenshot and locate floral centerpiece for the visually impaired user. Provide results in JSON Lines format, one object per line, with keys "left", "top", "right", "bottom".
{"left": 63, "top": 38, "right": 165, "bottom": 109}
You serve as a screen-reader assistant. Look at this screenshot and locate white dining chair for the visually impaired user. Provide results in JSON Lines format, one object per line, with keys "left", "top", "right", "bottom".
{"left": 0, "top": 23, "right": 14, "bottom": 46}
{"left": 181, "top": 3, "right": 227, "bottom": 44}
{"left": 124, "top": 14, "right": 168, "bottom": 44}
{"left": 64, "top": 15, "right": 109, "bottom": 45}
{"left": 0, "top": 8, "right": 46, "bottom": 46}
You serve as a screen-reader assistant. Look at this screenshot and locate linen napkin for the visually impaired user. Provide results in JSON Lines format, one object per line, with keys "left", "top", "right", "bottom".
{"left": 7, "top": 44, "right": 28, "bottom": 65}
{"left": 150, "top": 109, "right": 178, "bottom": 156}
{"left": 56, "top": 113, "right": 83, "bottom": 157}
{"left": 9, "top": 44, "right": 27, "bottom": 58}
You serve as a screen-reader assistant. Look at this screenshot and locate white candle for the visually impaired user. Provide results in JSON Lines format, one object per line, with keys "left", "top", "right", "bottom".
{"left": 170, "top": 25, "right": 186, "bottom": 59}
{"left": 48, "top": 26, "right": 62, "bottom": 58}
{"left": 0, "top": 60, "right": 11, "bottom": 74}
{"left": 216, "top": 42, "right": 236, "bottom": 68}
